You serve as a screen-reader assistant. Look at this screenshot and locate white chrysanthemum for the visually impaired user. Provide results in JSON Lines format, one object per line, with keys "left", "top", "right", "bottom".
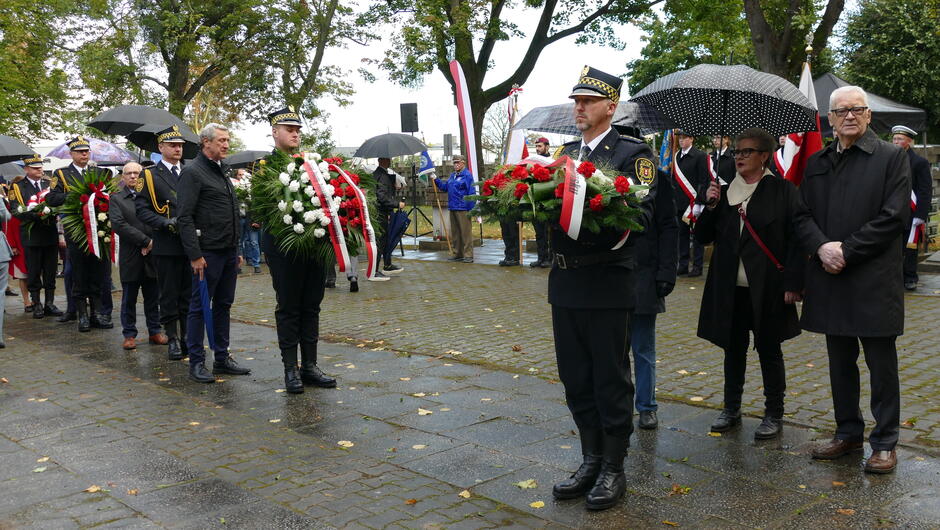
{"left": 318, "top": 162, "right": 330, "bottom": 174}
{"left": 42, "top": 207, "right": 51, "bottom": 215}
{"left": 589, "top": 168, "right": 612, "bottom": 186}
{"left": 278, "top": 172, "right": 290, "bottom": 185}
{"left": 303, "top": 211, "right": 317, "bottom": 224}
{"left": 322, "top": 184, "right": 335, "bottom": 197}
{"left": 313, "top": 227, "right": 326, "bottom": 238}
{"left": 286, "top": 162, "right": 296, "bottom": 174}
{"left": 319, "top": 215, "right": 331, "bottom": 227}
{"left": 104, "top": 236, "right": 111, "bottom": 243}
{"left": 277, "top": 200, "right": 287, "bottom": 211}
{"left": 292, "top": 200, "right": 304, "bottom": 212}
{"left": 97, "top": 230, "right": 105, "bottom": 237}
{"left": 292, "top": 223, "right": 304, "bottom": 234}
{"left": 299, "top": 172, "right": 309, "bottom": 184}
{"left": 303, "top": 185, "right": 315, "bottom": 197}
{"left": 282, "top": 214, "right": 293, "bottom": 225}
{"left": 310, "top": 195, "right": 320, "bottom": 207}
{"left": 288, "top": 180, "right": 300, "bottom": 192}
{"left": 309, "top": 152, "right": 322, "bottom": 162}
{"left": 97, "top": 212, "right": 107, "bottom": 222}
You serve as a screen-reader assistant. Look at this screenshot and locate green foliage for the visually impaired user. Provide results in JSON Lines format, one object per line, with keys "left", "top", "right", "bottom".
{"left": 840, "top": 0, "right": 940, "bottom": 137}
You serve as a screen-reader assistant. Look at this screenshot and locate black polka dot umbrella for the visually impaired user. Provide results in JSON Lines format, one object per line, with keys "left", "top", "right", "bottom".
{"left": 629, "top": 64, "right": 817, "bottom": 138}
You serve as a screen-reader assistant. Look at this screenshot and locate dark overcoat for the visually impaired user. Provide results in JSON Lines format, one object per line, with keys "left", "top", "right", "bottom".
{"left": 110, "top": 187, "right": 155, "bottom": 283}
{"left": 794, "top": 129, "right": 911, "bottom": 337}
{"left": 632, "top": 169, "right": 678, "bottom": 315}
{"left": 673, "top": 147, "right": 709, "bottom": 213}
{"left": 695, "top": 173, "right": 806, "bottom": 349}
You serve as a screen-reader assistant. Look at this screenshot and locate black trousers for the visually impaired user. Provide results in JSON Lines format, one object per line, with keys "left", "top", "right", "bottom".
{"left": 375, "top": 207, "right": 393, "bottom": 268}
{"left": 903, "top": 247, "right": 918, "bottom": 283}
{"left": 723, "top": 287, "right": 786, "bottom": 417}
{"left": 268, "top": 251, "right": 325, "bottom": 365}
{"left": 532, "top": 220, "right": 551, "bottom": 263}
{"left": 66, "top": 239, "right": 102, "bottom": 299}
{"left": 677, "top": 219, "right": 703, "bottom": 271}
{"left": 825, "top": 335, "right": 900, "bottom": 451}
{"left": 552, "top": 305, "right": 634, "bottom": 438}
{"left": 500, "top": 220, "right": 519, "bottom": 261}
{"left": 25, "top": 244, "right": 57, "bottom": 301}
{"left": 120, "top": 278, "right": 160, "bottom": 338}
{"left": 186, "top": 248, "right": 238, "bottom": 365}
{"left": 154, "top": 254, "right": 191, "bottom": 340}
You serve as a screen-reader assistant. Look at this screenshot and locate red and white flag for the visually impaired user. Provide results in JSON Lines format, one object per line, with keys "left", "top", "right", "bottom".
{"left": 774, "top": 62, "right": 823, "bottom": 186}
{"left": 449, "top": 60, "right": 479, "bottom": 183}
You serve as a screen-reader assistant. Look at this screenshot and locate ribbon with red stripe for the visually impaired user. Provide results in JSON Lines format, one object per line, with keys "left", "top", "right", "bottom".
{"left": 556, "top": 155, "right": 631, "bottom": 248}
{"left": 303, "top": 158, "right": 350, "bottom": 272}
{"left": 328, "top": 163, "right": 377, "bottom": 280}
{"left": 449, "top": 60, "right": 479, "bottom": 183}
{"left": 81, "top": 184, "right": 109, "bottom": 258}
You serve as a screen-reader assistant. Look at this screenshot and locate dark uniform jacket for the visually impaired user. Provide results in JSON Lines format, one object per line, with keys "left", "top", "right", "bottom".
{"left": 695, "top": 173, "right": 806, "bottom": 349}
{"left": 177, "top": 152, "right": 241, "bottom": 261}
{"left": 136, "top": 161, "right": 186, "bottom": 256}
{"left": 374, "top": 166, "right": 398, "bottom": 210}
{"left": 45, "top": 164, "right": 85, "bottom": 243}
{"left": 908, "top": 148, "right": 932, "bottom": 221}
{"left": 632, "top": 169, "right": 678, "bottom": 315}
{"left": 110, "top": 187, "right": 155, "bottom": 283}
{"left": 711, "top": 149, "right": 735, "bottom": 184}
{"left": 674, "top": 147, "right": 709, "bottom": 214}
{"left": 10, "top": 177, "right": 58, "bottom": 247}
{"left": 549, "top": 129, "right": 658, "bottom": 309}
{"left": 795, "top": 129, "right": 911, "bottom": 337}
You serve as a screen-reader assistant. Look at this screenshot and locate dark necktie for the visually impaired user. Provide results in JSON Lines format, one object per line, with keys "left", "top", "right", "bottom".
{"left": 580, "top": 145, "right": 591, "bottom": 161}
{"left": 171, "top": 165, "right": 179, "bottom": 181}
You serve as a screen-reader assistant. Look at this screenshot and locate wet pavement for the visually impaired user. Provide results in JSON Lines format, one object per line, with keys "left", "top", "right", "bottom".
{"left": 2, "top": 252, "right": 939, "bottom": 528}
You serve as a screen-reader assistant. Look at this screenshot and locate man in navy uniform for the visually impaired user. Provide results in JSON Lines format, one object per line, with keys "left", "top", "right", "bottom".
{"left": 46, "top": 136, "right": 112, "bottom": 332}
{"left": 550, "top": 66, "right": 658, "bottom": 511}
{"left": 891, "top": 125, "right": 932, "bottom": 291}
{"left": 136, "top": 125, "right": 191, "bottom": 360}
{"left": 10, "top": 154, "right": 62, "bottom": 318}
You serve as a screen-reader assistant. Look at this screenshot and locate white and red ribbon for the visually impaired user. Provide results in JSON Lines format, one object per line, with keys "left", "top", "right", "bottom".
{"left": 673, "top": 159, "right": 699, "bottom": 222}
{"left": 82, "top": 188, "right": 109, "bottom": 258}
{"left": 110, "top": 232, "right": 120, "bottom": 264}
{"left": 26, "top": 188, "right": 50, "bottom": 210}
{"left": 449, "top": 60, "right": 479, "bottom": 184}
{"left": 328, "top": 163, "right": 378, "bottom": 280}
{"left": 556, "top": 155, "right": 630, "bottom": 248}
{"left": 303, "top": 159, "right": 350, "bottom": 273}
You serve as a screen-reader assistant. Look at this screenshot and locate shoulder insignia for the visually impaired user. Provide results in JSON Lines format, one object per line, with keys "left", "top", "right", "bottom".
{"left": 635, "top": 158, "right": 655, "bottom": 185}
{"left": 134, "top": 178, "right": 145, "bottom": 193}
{"left": 552, "top": 145, "right": 568, "bottom": 159}
{"left": 144, "top": 169, "right": 170, "bottom": 216}
{"left": 11, "top": 183, "right": 25, "bottom": 206}
{"left": 50, "top": 174, "right": 58, "bottom": 189}
{"left": 620, "top": 135, "right": 643, "bottom": 144}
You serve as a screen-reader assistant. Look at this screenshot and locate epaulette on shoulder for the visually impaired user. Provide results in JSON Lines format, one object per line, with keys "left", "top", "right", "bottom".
{"left": 619, "top": 135, "right": 644, "bottom": 143}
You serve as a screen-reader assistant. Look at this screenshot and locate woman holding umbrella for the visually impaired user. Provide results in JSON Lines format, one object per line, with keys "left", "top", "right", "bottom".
{"left": 694, "top": 127, "right": 806, "bottom": 439}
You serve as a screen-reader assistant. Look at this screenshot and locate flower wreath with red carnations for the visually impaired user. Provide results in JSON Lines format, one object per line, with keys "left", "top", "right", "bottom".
{"left": 59, "top": 167, "right": 119, "bottom": 260}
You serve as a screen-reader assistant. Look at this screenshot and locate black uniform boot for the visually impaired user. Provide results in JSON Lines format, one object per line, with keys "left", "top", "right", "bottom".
{"left": 553, "top": 429, "right": 602, "bottom": 499}
{"left": 44, "top": 291, "right": 63, "bottom": 316}
{"left": 76, "top": 300, "right": 91, "bottom": 332}
{"left": 167, "top": 337, "right": 184, "bottom": 360}
{"left": 300, "top": 343, "right": 336, "bottom": 388}
{"left": 89, "top": 297, "right": 113, "bottom": 329}
{"left": 585, "top": 433, "right": 628, "bottom": 511}
{"left": 32, "top": 295, "right": 44, "bottom": 319}
{"left": 284, "top": 363, "right": 304, "bottom": 394}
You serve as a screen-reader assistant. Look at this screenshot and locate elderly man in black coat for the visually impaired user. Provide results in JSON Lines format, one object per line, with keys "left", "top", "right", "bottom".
{"left": 795, "top": 86, "right": 911, "bottom": 474}
{"left": 109, "top": 162, "right": 164, "bottom": 350}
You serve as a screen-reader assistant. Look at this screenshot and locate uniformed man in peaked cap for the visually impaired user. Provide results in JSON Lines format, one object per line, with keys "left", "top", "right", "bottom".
{"left": 549, "top": 66, "right": 659, "bottom": 511}
{"left": 135, "top": 124, "right": 189, "bottom": 359}
{"left": 46, "top": 136, "right": 113, "bottom": 332}
{"left": 891, "top": 125, "right": 932, "bottom": 291}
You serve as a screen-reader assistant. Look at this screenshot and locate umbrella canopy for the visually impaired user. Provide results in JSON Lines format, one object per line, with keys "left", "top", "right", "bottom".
{"left": 0, "top": 162, "right": 25, "bottom": 179}
{"left": 354, "top": 133, "right": 427, "bottom": 159}
{"left": 88, "top": 105, "right": 188, "bottom": 136}
{"left": 127, "top": 123, "right": 200, "bottom": 159}
{"left": 630, "top": 64, "right": 817, "bottom": 138}
{"left": 225, "top": 150, "right": 270, "bottom": 170}
{"left": 813, "top": 72, "right": 927, "bottom": 136}
{"left": 46, "top": 136, "right": 138, "bottom": 165}
{"left": 0, "top": 134, "right": 33, "bottom": 164}
{"left": 514, "top": 101, "right": 676, "bottom": 137}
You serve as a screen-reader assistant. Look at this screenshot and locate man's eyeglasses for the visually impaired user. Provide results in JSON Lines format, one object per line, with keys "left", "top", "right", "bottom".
{"left": 830, "top": 106, "right": 868, "bottom": 118}
{"left": 731, "top": 148, "right": 765, "bottom": 159}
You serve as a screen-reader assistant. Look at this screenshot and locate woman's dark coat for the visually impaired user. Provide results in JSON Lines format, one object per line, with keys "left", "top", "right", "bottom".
{"left": 632, "top": 169, "right": 678, "bottom": 315}
{"left": 694, "top": 174, "right": 806, "bottom": 349}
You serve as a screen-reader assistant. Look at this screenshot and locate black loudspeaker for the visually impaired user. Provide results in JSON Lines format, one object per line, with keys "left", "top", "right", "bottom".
{"left": 400, "top": 103, "right": 419, "bottom": 133}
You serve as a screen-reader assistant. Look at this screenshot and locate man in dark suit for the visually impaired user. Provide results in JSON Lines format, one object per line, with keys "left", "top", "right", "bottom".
{"left": 710, "top": 135, "right": 735, "bottom": 184}
{"left": 891, "top": 125, "right": 932, "bottom": 291}
{"left": 549, "top": 66, "right": 658, "bottom": 511}
{"left": 46, "top": 136, "right": 112, "bottom": 332}
{"left": 111, "top": 162, "right": 165, "bottom": 350}
{"left": 10, "top": 154, "right": 62, "bottom": 318}
{"left": 136, "top": 125, "right": 191, "bottom": 360}
{"left": 178, "top": 123, "right": 250, "bottom": 384}
{"left": 673, "top": 131, "right": 709, "bottom": 276}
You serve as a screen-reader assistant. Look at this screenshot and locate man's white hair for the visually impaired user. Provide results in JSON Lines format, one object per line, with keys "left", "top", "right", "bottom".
{"left": 199, "top": 123, "right": 229, "bottom": 143}
{"left": 829, "top": 86, "right": 869, "bottom": 109}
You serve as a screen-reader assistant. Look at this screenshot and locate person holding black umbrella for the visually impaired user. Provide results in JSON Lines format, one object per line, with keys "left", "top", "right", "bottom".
{"left": 136, "top": 125, "right": 190, "bottom": 360}
{"left": 372, "top": 157, "right": 404, "bottom": 278}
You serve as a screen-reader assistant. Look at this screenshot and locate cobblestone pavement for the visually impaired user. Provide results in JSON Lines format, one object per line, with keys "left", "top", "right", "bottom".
{"left": 3, "top": 306, "right": 939, "bottom": 529}
{"left": 228, "top": 256, "right": 940, "bottom": 448}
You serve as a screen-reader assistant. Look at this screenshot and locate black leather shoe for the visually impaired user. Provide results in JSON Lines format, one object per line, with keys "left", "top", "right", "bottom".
{"left": 57, "top": 311, "right": 76, "bottom": 322}
{"left": 44, "top": 304, "right": 63, "bottom": 317}
{"left": 325, "top": 280, "right": 336, "bottom": 288}
{"left": 189, "top": 362, "right": 215, "bottom": 383}
{"left": 213, "top": 356, "right": 251, "bottom": 375}
{"left": 638, "top": 410, "right": 658, "bottom": 430}
{"left": 24, "top": 305, "right": 33, "bottom": 313}
{"left": 710, "top": 409, "right": 742, "bottom": 432}
{"left": 553, "top": 429, "right": 602, "bottom": 500}
{"left": 904, "top": 281, "right": 917, "bottom": 291}
{"left": 77, "top": 302, "right": 91, "bottom": 332}
{"left": 300, "top": 364, "right": 336, "bottom": 387}
{"left": 92, "top": 313, "right": 114, "bottom": 329}
{"left": 284, "top": 366, "right": 304, "bottom": 394}
{"left": 32, "top": 302, "right": 44, "bottom": 319}
{"left": 585, "top": 434, "right": 628, "bottom": 511}
{"left": 498, "top": 259, "right": 519, "bottom": 267}
{"left": 349, "top": 280, "right": 359, "bottom": 293}
{"left": 529, "top": 260, "right": 542, "bottom": 268}
{"left": 687, "top": 268, "right": 702, "bottom": 277}
{"left": 754, "top": 416, "right": 782, "bottom": 439}
{"left": 167, "top": 338, "right": 185, "bottom": 360}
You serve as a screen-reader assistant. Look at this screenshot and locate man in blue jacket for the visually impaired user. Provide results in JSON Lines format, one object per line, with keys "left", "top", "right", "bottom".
{"left": 434, "top": 155, "right": 476, "bottom": 262}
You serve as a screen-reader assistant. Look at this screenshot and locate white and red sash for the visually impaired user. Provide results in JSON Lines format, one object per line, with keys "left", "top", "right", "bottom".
{"left": 908, "top": 190, "right": 924, "bottom": 249}
{"left": 82, "top": 186, "right": 108, "bottom": 258}
{"left": 672, "top": 157, "right": 698, "bottom": 222}
{"left": 557, "top": 155, "right": 630, "bottom": 249}
{"left": 303, "top": 158, "right": 350, "bottom": 273}
{"left": 328, "top": 163, "right": 378, "bottom": 280}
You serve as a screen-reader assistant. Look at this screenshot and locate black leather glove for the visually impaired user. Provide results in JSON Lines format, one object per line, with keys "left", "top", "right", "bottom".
{"left": 166, "top": 217, "right": 178, "bottom": 233}
{"left": 656, "top": 281, "right": 675, "bottom": 298}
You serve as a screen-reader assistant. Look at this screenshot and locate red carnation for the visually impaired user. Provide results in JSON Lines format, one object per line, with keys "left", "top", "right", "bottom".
{"left": 589, "top": 193, "right": 605, "bottom": 212}
{"left": 482, "top": 179, "right": 495, "bottom": 196}
{"left": 577, "top": 161, "right": 596, "bottom": 178}
{"left": 329, "top": 178, "right": 341, "bottom": 188}
{"left": 513, "top": 182, "right": 529, "bottom": 199}
{"left": 349, "top": 173, "right": 360, "bottom": 184}
{"left": 339, "top": 215, "right": 348, "bottom": 226}
{"left": 614, "top": 175, "right": 631, "bottom": 194}
{"left": 554, "top": 182, "right": 565, "bottom": 198}
{"left": 345, "top": 186, "right": 356, "bottom": 197}
{"left": 532, "top": 165, "right": 551, "bottom": 182}
{"left": 80, "top": 193, "right": 89, "bottom": 203}
{"left": 98, "top": 202, "right": 109, "bottom": 212}
{"left": 511, "top": 165, "right": 529, "bottom": 180}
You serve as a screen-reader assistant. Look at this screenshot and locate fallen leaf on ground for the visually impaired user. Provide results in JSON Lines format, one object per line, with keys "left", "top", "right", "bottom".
{"left": 84, "top": 485, "right": 102, "bottom": 493}
{"left": 36, "top": 398, "right": 48, "bottom": 402}
{"left": 158, "top": 378, "right": 170, "bottom": 382}
{"left": 662, "top": 521, "right": 679, "bottom": 527}
{"left": 805, "top": 363, "right": 815, "bottom": 367}
{"left": 244, "top": 357, "right": 254, "bottom": 361}
{"left": 831, "top": 481, "right": 846, "bottom": 487}
{"left": 902, "top": 417, "right": 917, "bottom": 427}
{"left": 346, "top": 364, "right": 356, "bottom": 369}
{"left": 689, "top": 396, "right": 704, "bottom": 402}
{"left": 798, "top": 485, "right": 806, "bottom": 489}
{"left": 836, "top": 508, "right": 856, "bottom": 516}
{"left": 404, "top": 499, "right": 418, "bottom": 505}
{"left": 512, "top": 375, "right": 519, "bottom": 379}
{"left": 529, "top": 501, "right": 545, "bottom": 509}
{"left": 259, "top": 319, "right": 268, "bottom": 323}
{"left": 412, "top": 444, "right": 427, "bottom": 450}
{"left": 483, "top": 308, "right": 493, "bottom": 312}
{"left": 400, "top": 377, "right": 411, "bottom": 381}
{"left": 36, "top": 457, "right": 49, "bottom": 463}
{"left": 337, "top": 440, "right": 355, "bottom": 448}
{"left": 915, "top": 456, "right": 925, "bottom": 461}
{"left": 559, "top": 445, "right": 572, "bottom": 449}
{"left": 511, "top": 345, "right": 523, "bottom": 352}
{"left": 480, "top": 398, "right": 492, "bottom": 402}
{"left": 412, "top": 392, "right": 426, "bottom": 397}
{"left": 676, "top": 369, "right": 689, "bottom": 375}
{"left": 417, "top": 408, "right": 433, "bottom": 416}
{"left": 275, "top": 389, "right": 286, "bottom": 393}
{"left": 669, "top": 484, "right": 691, "bottom": 496}
{"left": 708, "top": 432, "right": 721, "bottom": 437}
{"left": 0, "top": 377, "right": 8, "bottom": 384}
{"left": 514, "top": 479, "right": 538, "bottom": 489}
{"left": 127, "top": 489, "right": 139, "bottom": 495}
{"left": 528, "top": 368, "right": 538, "bottom": 372}
{"left": 188, "top": 422, "right": 200, "bottom": 426}
{"left": 27, "top": 398, "right": 35, "bottom": 402}
{"left": 269, "top": 419, "right": 281, "bottom": 423}
{"left": 458, "top": 490, "right": 471, "bottom": 498}
{"left": 439, "top": 407, "right": 451, "bottom": 412}
{"left": 32, "top": 467, "right": 47, "bottom": 473}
